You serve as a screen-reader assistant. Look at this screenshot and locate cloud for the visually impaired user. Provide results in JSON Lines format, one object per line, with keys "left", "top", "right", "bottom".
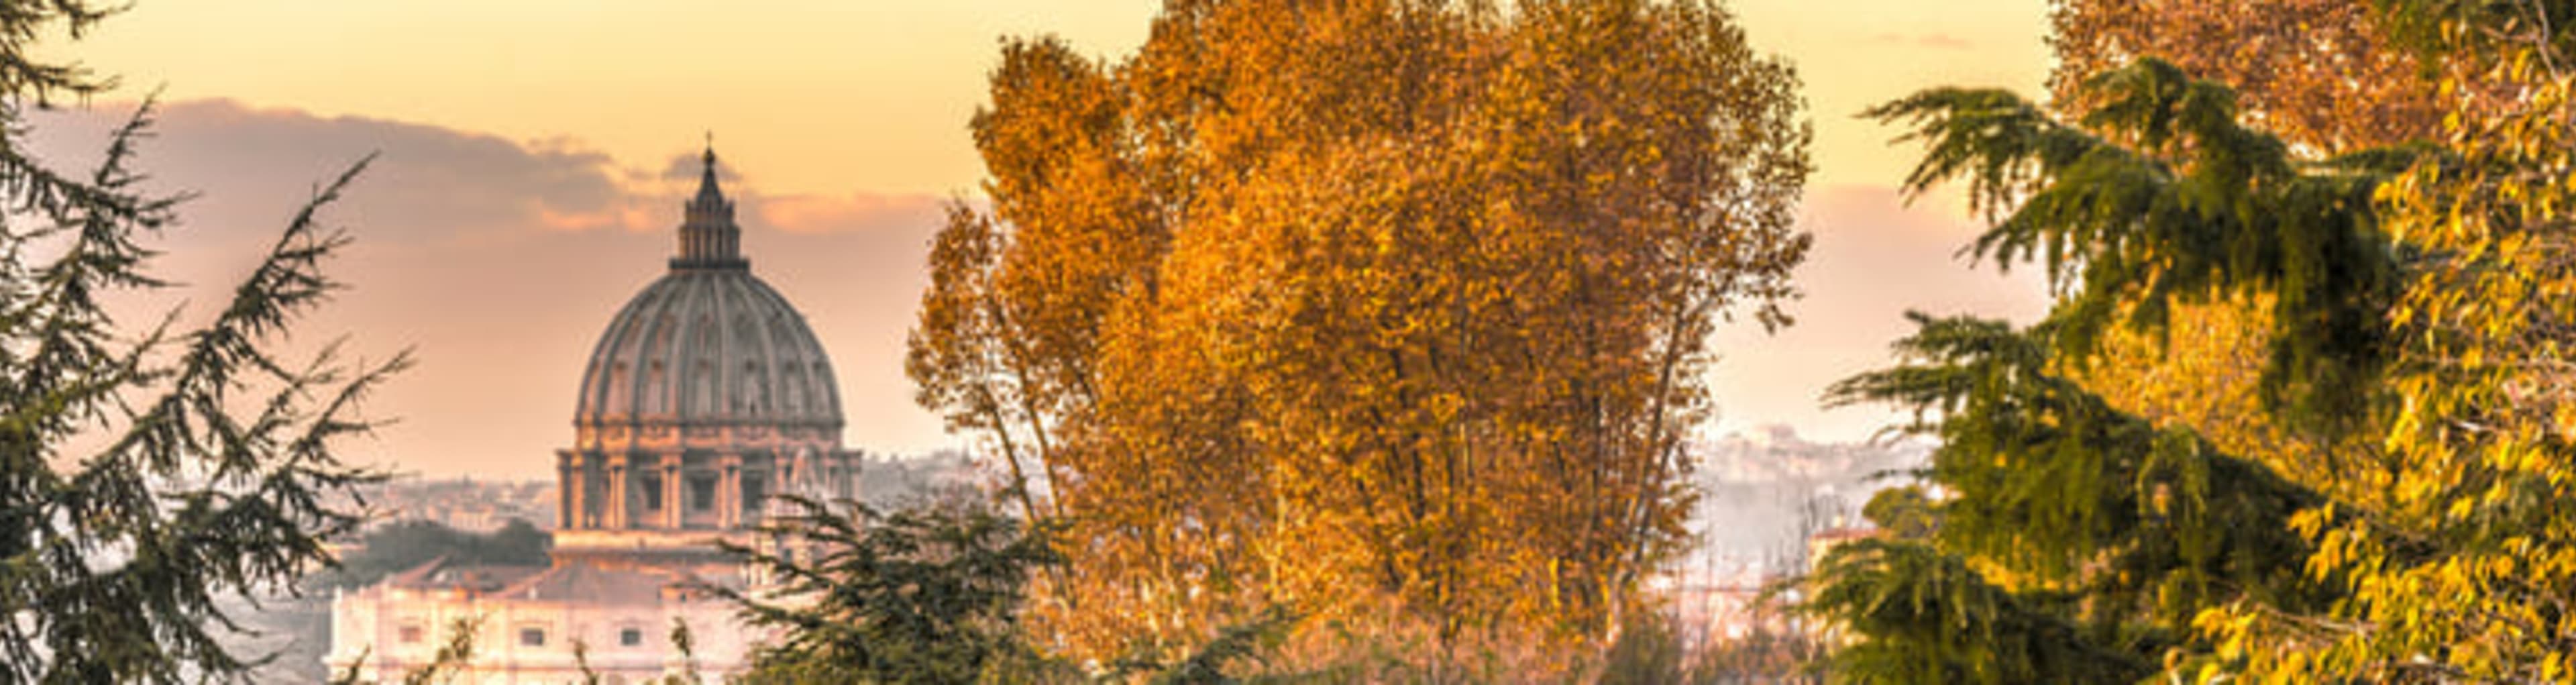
{"left": 28, "top": 99, "right": 936, "bottom": 239}
{"left": 657, "top": 150, "right": 745, "bottom": 184}
{"left": 23, "top": 99, "right": 958, "bottom": 479}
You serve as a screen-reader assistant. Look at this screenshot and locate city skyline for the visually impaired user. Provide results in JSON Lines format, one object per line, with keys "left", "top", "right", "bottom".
{"left": 30, "top": 1, "right": 2050, "bottom": 478}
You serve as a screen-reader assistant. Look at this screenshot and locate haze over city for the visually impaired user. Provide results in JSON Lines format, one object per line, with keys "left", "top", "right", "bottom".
{"left": 29, "top": 0, "right": 2048, "bottom": 479}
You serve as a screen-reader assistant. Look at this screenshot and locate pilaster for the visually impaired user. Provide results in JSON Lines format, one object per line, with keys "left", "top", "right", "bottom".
{"left": 606, "top": 452, "right": 631, "bottom": 529}
{"left": 661, "top": 453, "right": 686, "bottom": 529}
{"left": 717, "top": 453, "right": 744, "bottom": 529}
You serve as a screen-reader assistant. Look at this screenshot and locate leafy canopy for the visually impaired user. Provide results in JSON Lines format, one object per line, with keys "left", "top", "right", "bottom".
{"left": 1810, "top": 1, "right": 2576, "bottom": 681}
{"left": 911, "top": 1, "right": 1811, "bottom": 670}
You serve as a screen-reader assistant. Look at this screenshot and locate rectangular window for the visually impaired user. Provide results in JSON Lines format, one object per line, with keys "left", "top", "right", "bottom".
{"left": 620, "top": 627, "right": 644, "bottom": 647}
{"left": 641, "top": 474, "right": 663, "bottom": 511}
{"left": 690, "top": 476, "right": 716, "bottom": 512}
{"left": 741, "top": 475, "right": 765, "bottom": 514}
{"left": 398, "top": 624, "right": 424, "bottom": 644}
{"left": 519, "top": 627, "right": 546, "bottom": 647}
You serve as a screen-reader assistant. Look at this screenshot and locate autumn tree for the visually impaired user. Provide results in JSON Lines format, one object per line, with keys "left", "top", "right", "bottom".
{"left": 909, "top": 0, "right": 1810, "bottom": 671}
{"left": 2048, "top": 0, "right": 2445, "bottom": 152}
{"left": 2259, "top": 1, "right": 2576, "bottom": 677}
{"left": 1809, "top": 1, "right": 2576, "bottom": 681}
{"left": 0, "top": 1, "right": 398, "bottom": 682}
{"left": 2041, "top": 0, "right": 2481, "bottom": 513}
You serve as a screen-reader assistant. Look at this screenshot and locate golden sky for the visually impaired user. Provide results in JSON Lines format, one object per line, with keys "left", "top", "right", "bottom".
{"left": 34, "top": 1, "right": 2056, "bottom": 478}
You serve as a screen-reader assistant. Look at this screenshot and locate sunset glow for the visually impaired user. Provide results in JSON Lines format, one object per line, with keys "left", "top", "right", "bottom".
{"left": 34, "top": 1, "right": 2051, "bottom": 478}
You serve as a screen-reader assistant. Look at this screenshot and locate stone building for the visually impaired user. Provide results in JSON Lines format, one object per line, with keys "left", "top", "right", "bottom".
{"left": 328, "top": 148, "right": 860, "bottom": 683}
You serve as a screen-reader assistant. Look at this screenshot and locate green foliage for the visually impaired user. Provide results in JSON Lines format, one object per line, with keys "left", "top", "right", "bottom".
{"left": 1817, "top": 3, "right": 2576, "bottom": 680}
{"left": 1807, "top": 49, "right": 2426, "bottom": 683}
{"left": 1113, "top": 607, "right": 1301, "bottom": 685}
{"left": 1865, "top": 59, "right": 2404, "bottom": 435}
{"left": 398, "top": 618, "right": 482, "bottom": 685}
{"left": 714, "top": 495, "right": 1329, "bottom": 684}
{"left": 571, "top": 637, "right": 602, "bottom": 685}
{"left": 663, "top": 618, "right": 704, "bottom": 685}
{"left": 0, "top": 1, "right": 395, "bottom": 681}
{"left": 710, "top": 496, "right": 1062, "bottom": 684}
{"left": 1860, "top": 486, "right": 1937, "bottom": 541}
{"left": 1829, "top": 315, "right": 2326, "bottom": 610}
{"left": 320, "top": 519, "right": 551, "bottom": 588}
{"left": 1813, "top": 314, "right": 2341, "bottom": 680}
{"left": 1805, "top": 539, "right": 2147, "bottom": 684}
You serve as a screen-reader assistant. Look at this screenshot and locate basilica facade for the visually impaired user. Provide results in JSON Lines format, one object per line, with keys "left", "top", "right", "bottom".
{"left": 328, "top": 149, "right": 860, "bottom": 682}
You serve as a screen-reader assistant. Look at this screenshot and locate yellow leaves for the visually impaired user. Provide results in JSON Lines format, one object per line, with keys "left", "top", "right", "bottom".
{"left": 923, "top": 0, "right": 1813, "bottom": 667}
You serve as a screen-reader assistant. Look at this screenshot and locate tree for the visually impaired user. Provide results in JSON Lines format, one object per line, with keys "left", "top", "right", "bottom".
{"left": 0, "top": 2, "right": 396, "bottom": 681}
{"left": 321, "top": 519, "right": 552, "bottom": 588}
{"left": 1808, "top": 2, "right": 2576, "bottom": 680}
{"left": 1817, "top": 312, "right": 2332, "bottom": 683}
{"left": 2048, "top": 0, "right": 2446, "bottom": 152}
{"left": 2039, "top": 0, "right": 2513, "bottom": 517}
{"left": 713, "top": 494, "right": 1309, "bottom": 684}
{"left": 910, "top": 0, "right": 1809, "bottom": 668}
{"left": 2265, "top": 3, "right": 2576, "bottom": 677}
{"left": 708, "top": 496, "right": 1065, "bottom": 684}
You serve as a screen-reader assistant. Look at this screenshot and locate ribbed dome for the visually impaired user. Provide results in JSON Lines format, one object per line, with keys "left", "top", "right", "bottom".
{"left": 571, "top": 148, "right": 843, "bottom": 439}
{"left": 574, "top": 270, "right": 843, "bottom": 431}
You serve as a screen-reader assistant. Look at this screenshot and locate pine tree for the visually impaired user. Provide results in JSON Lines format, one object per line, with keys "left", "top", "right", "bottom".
{"left": 1808, "top": 2, "right": 2576, "bottom": 680}
{"left": 0, "top": 2, "right": 398, "bottom": 681}
{"left": 708, "top": 496, "right": 1065, "bottom": 684}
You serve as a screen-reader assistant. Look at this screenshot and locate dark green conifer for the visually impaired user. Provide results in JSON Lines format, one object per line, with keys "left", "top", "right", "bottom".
{"left": 0, "top": 2, "right": 394, "bottom": 681}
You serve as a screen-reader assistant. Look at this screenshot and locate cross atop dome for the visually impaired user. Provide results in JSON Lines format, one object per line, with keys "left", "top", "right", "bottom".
{"left": 674, "top": 138, "right": 745, "bottom": 270}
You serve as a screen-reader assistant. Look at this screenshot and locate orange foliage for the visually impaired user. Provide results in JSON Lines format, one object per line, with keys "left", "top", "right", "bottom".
{"left": 910, "top": 0, "right": 1810, "bottom": 670}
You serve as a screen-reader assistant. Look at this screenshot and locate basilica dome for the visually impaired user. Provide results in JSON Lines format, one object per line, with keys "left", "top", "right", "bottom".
{"left": 570, "top": 149, "right": 844, "bottom": 449}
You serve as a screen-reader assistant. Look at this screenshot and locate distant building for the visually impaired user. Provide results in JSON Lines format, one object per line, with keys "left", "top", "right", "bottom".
{"left": 350, "top": 477, "right": 556, "bottom": 533}
{"left": 329, "top": 558, "right": 750, "bottom": 683}
{"left": 329, "top": 148, "right": 861, "bottom": 682}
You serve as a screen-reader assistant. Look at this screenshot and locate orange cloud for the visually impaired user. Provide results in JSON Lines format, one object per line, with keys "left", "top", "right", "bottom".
{"left": 24, "top": 99, "right": 960, "bottom": 479}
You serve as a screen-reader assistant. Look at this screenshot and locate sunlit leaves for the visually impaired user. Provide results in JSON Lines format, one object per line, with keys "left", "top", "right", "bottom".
{"left": 1866, "top": 58, "right": 2402, "bottom": 435}
{"left": 911, "top": 0, "right": 1811, "bottom": 670}
{"left": 1816, "top": 2, "right": 2576, "bottom": 682}
{"left": 2049, "top": 0, "right": 2449, "bottom": 153}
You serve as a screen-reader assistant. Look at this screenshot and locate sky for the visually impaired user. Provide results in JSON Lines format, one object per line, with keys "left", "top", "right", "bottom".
{"left": 27, "top": 1, "right": 2054, "bottom": 480}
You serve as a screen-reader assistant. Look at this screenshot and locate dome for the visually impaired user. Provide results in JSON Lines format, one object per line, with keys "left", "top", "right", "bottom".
{"left": 571, "top": 148, "right": 844, "bottom": 445}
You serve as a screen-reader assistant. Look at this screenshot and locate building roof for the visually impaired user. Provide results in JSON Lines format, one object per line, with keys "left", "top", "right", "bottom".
{"left": 496, "top": 561, "right": 674, "bottom": 604}
{"left": 374, "top": 556, "right": 549, "bottom": 594}
{"left": 366, "top": 555, "right": 735, "bottom": 605}
{"left": 572, "top": 146, "right": 845, "bottom": 436}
